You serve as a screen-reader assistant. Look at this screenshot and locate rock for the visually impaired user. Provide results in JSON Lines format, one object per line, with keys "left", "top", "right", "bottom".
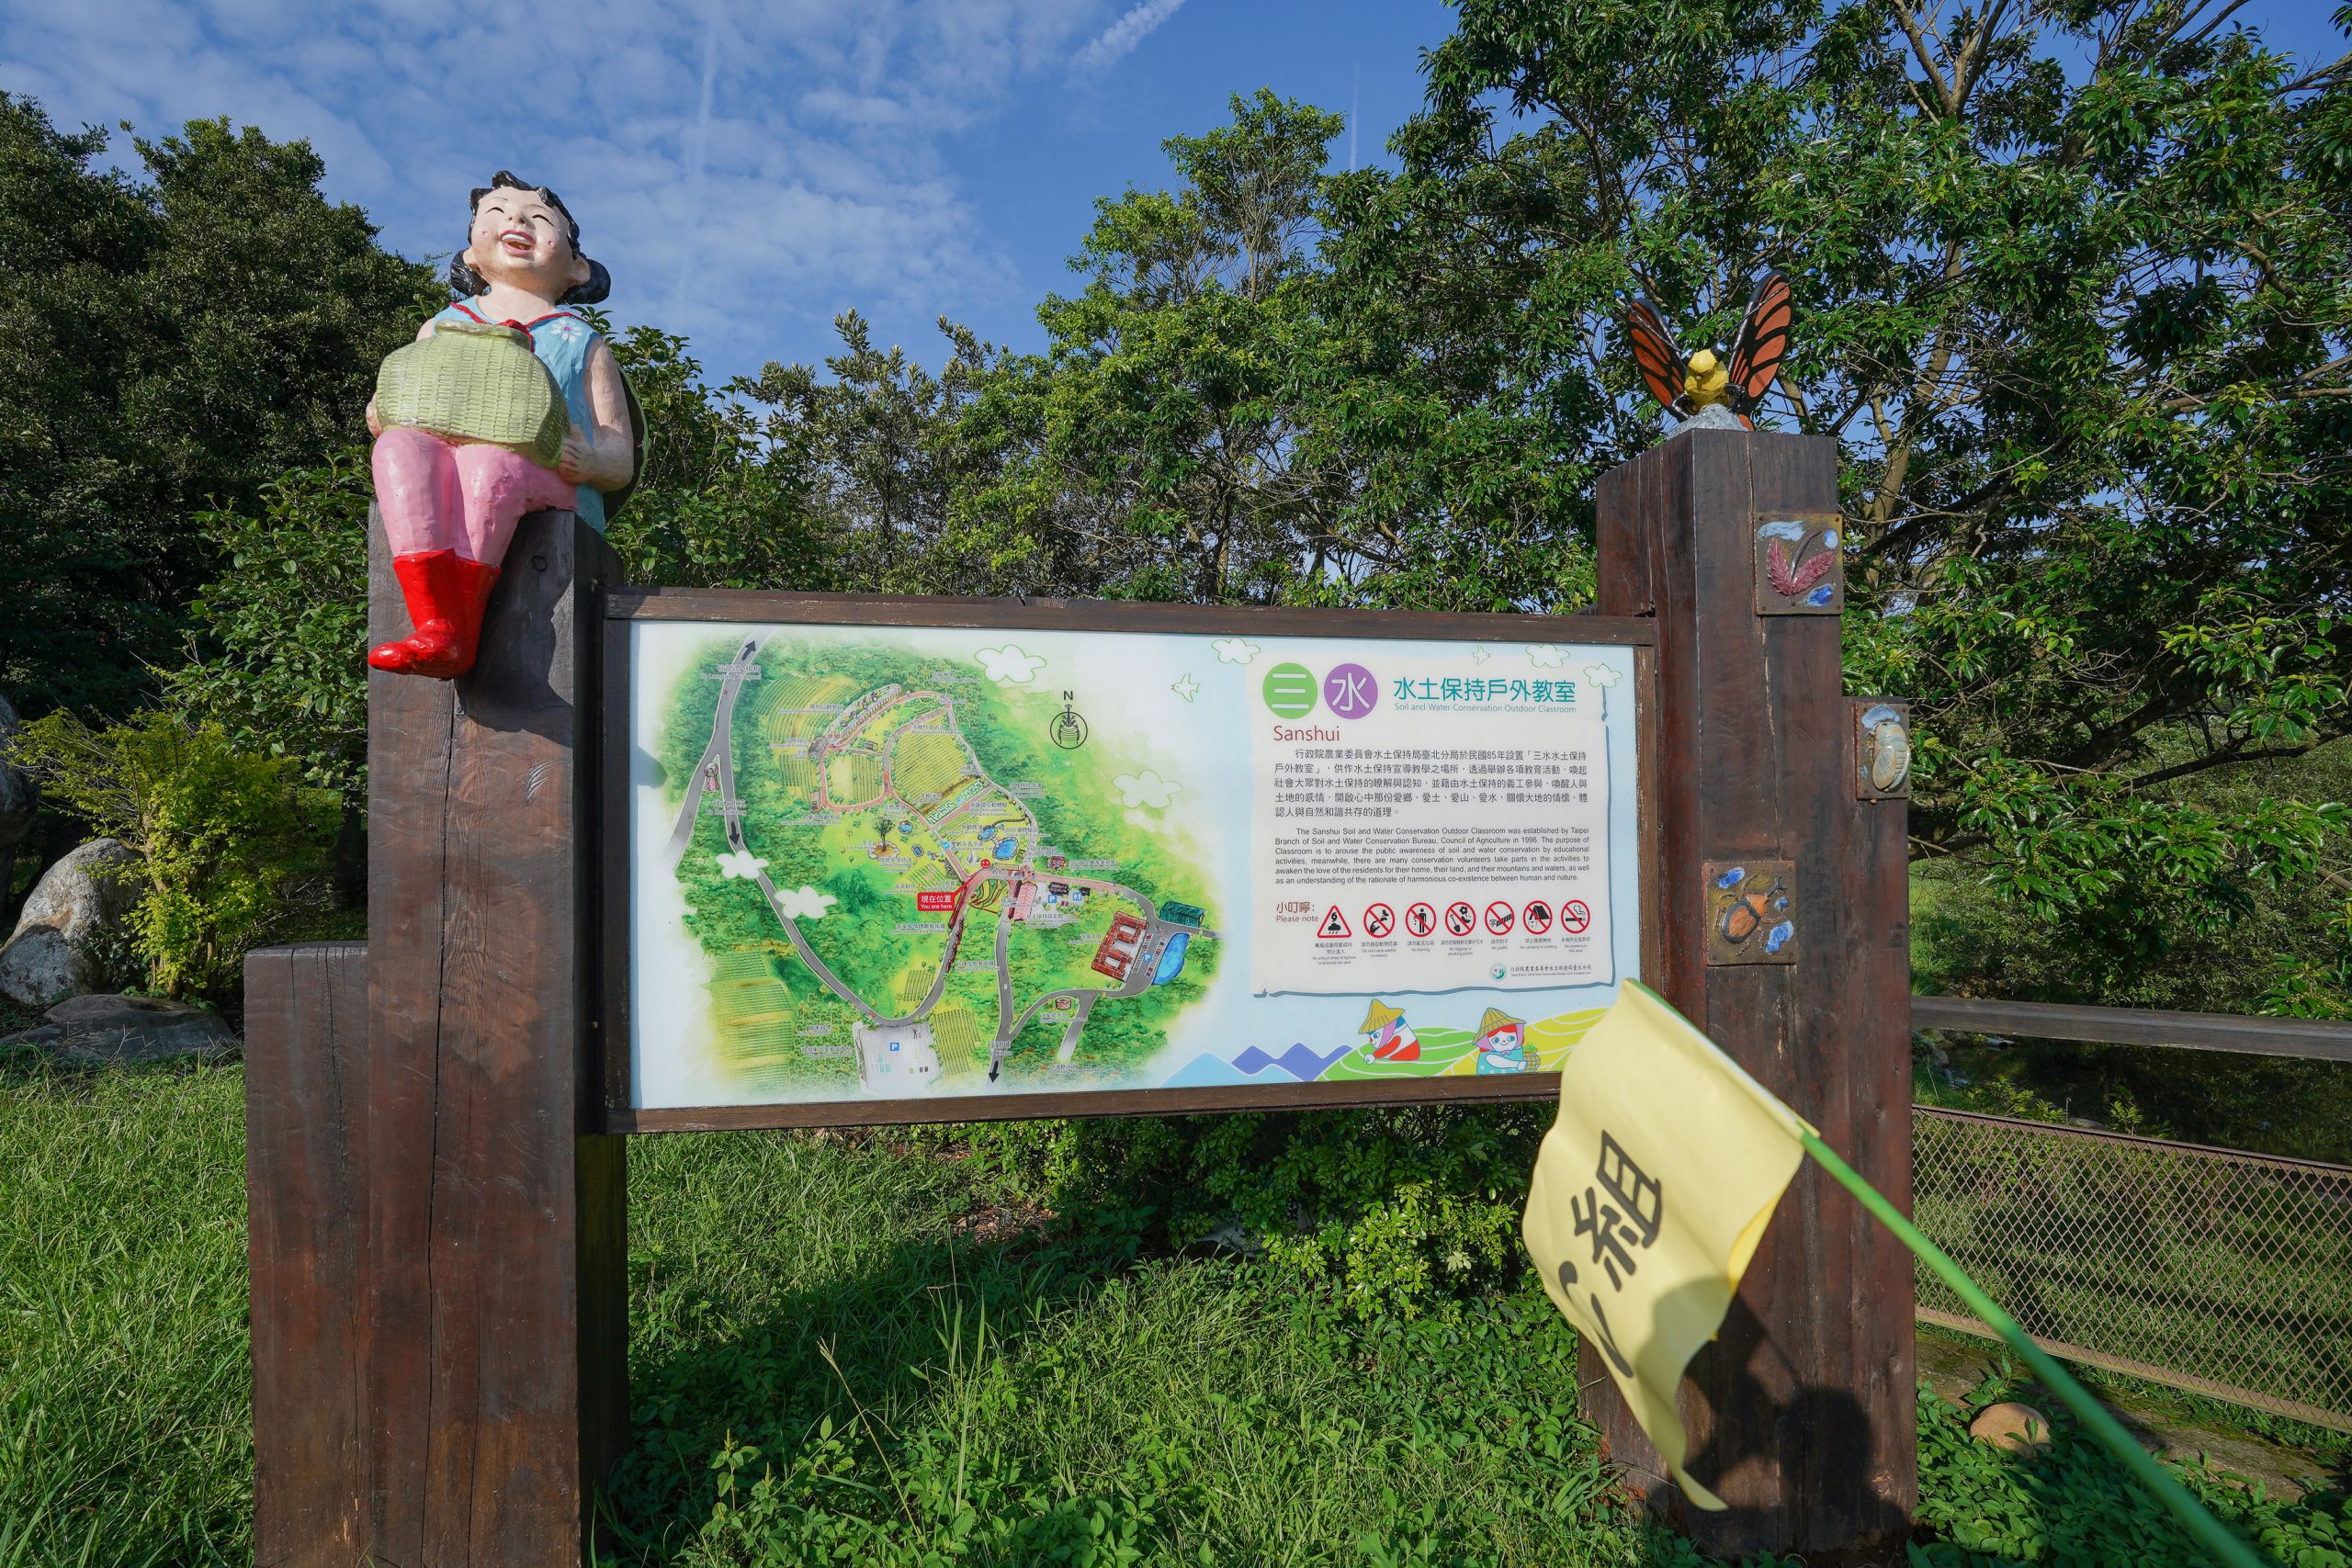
{"left": 0, "top": 992, "right": 235, "bottom": 1064}
{"left": 1970, "top": 1401, "right": 2053, "bottom": 1458}
{"left": 0, "top": 839, "right": 138, "bottom": 1005}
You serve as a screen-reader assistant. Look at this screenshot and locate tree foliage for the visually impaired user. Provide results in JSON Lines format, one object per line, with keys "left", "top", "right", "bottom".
{"left": 6, "top": 710, "right": 334, "bottom": 1000}
{"left": 0, "top": 96, "right": 429, "bottom": 717}
{"left": 1337, "top": 0, "right": 2352, "bottom": 997}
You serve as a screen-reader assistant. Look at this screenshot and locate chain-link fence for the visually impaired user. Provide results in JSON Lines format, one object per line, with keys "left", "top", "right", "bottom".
{"left": 1912, "top": 1107, "right": 2352, "bottom": 1431}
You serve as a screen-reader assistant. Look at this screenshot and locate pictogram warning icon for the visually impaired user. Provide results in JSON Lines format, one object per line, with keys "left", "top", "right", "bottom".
{"left": 1484, "top": 901, "right": 1515, "bottom": 935}
{"left": 1317, "top": 905, "right": 1352, "bottom": 939}
{"left": 1522, "top": 898, "right": 1553, "bottom": 934}
{"left": 1363, "top": 903, "right": 1395, "bottom": 938}
{"left": 1404, "top": 901, "right": 1437, "bottom": 937}
{"left": 1444, "top": 901, "right": 1476, "bottom": 936}
{"left": 1562, "top": 898, "right": 1592, "bottom": 934}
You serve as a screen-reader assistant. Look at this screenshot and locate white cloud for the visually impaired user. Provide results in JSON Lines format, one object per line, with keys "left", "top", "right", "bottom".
{"left": 0, "top": 0, "right": 1112, "bottom": 379}
{"left": 976, "top": 643, "right": 1046, "bottom": 682}
{"left": 1113, "top": 769, "right": 1182, "bottom": 809}
{"left": 1210, "top": 637, "right": 1260, "bottom": 665}
{"left": 716, "top": 849, "right": 769, "bottom": 879}
{"left": 1070, "top": 0, "right": 1184, "bottom": 74}
{"left": 1581, "top": 662, "right": 1623, "bottom": 689}
{"left": 774, "top": 884, "right": 840, "bottom": 920}
{"left": 1526, "top": 644, "right": 1567, "bottom": 668}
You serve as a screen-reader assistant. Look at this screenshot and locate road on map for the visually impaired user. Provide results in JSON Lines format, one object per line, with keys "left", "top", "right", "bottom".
{"left": 670, "top": 644, "right": 1204, "bottom": 1076}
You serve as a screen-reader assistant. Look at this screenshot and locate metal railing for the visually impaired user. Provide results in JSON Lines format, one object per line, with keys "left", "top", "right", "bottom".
{"left": 1909, "top": 996, "right": 2352, "bottom": 1431}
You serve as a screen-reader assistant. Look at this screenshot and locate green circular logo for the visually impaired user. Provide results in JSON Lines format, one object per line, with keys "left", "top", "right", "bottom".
{"left": 1262, "top": 662, "right": 1318, "bottom": 718}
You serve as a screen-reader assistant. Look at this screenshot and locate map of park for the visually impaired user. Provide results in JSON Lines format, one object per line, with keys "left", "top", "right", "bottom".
{"left": 659, "top": 632, "right": 1220, "bottom": 1099}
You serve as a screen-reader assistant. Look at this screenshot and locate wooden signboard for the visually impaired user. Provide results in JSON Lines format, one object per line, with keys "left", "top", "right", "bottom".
{"left": 246, "top": 422, "right": 1914, "bottom": 1567}
{"left": 601, "top": 593, "right": 1658, "bottom": 1131}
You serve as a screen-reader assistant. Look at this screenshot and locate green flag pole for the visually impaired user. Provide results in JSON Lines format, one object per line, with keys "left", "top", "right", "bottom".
{"left": 1797, "top": 1129, "right": 2273, "bottom": 1568}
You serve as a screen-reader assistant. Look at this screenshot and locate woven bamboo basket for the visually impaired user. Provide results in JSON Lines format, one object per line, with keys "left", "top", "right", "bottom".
{"left": 374, "top": 319, "right": 568, "bottom": 468}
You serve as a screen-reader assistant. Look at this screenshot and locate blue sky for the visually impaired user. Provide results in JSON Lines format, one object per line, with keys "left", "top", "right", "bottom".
{"left": 4, "top": 2, "right": 2341, "bottom": 386}
{"left": 0, "top": 0, "right": 1455, "bottom": 383}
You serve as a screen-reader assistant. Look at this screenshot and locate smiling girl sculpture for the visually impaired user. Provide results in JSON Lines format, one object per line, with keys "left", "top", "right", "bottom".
{"left": 365, "top": 172, "right": 639, "bottom": 679}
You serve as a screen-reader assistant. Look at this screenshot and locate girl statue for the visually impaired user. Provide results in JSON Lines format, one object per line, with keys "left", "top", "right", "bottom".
{"left": 365, "top": 173, "right": 637, "bottom": 678}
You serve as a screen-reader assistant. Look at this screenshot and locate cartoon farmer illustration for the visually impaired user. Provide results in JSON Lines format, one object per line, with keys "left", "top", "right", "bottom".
{"left": 1473, "top": 1007, "right": 1528, "bottom": 1074}
{"left": 1359, "top": 999, "right": 1419, "bottom": 1064}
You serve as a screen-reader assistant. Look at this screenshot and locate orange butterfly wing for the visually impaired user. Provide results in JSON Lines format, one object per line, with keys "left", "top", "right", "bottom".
{"left": 1624, "top": 298, "right": 1686, "bottom": 413}
{"left": 1727, "top": 273, "right": 1792, "bottom": 412}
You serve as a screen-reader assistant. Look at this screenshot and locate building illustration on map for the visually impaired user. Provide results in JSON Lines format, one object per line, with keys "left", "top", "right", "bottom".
{"left": 626, "top": 621, "right": 1645, "bottom": 1111}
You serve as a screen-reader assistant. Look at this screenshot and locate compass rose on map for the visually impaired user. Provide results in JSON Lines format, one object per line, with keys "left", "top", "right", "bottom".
{"left": 1050, "top": 691, "right": 1090, "bottom": 750}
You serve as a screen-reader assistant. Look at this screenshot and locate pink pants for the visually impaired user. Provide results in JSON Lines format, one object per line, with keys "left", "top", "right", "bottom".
{"left": 371, "top": 428, "right": 575, "bottom": 564}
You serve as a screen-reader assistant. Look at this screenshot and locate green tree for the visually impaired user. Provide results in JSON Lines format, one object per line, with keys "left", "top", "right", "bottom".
{"left": 1321, "top": 0, "right": 2352, "bottom": 999}
{"left": 6, "top": 710, "right": 334, "bottom": 1000}
{"left": 0, "top": 96, "right": 429, "bottom": 718}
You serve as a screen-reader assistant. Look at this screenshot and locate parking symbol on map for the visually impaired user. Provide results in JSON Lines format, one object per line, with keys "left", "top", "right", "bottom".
{"left": 1521, "top": 899, "right": 1553, "bottom": 935}
{"left": 1363, "top": 903, "right": 1395, "bottom": 939}
{"left": 1562, "top": 899, "right": 1592, "bottom": 934}
{"left": 1405, "top": 902, "right": 1437, "bottom": 937}
{"left": 1484, "top": 901, "right": 1516, "bottom": 935}
{"left": 1444, "top": 901, "right": 1476, "bottom": 936}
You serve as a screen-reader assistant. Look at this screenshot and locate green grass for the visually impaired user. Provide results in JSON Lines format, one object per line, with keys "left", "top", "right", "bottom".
{"left": 3, "top": 1053, "right": 2346, "bottom": 1567}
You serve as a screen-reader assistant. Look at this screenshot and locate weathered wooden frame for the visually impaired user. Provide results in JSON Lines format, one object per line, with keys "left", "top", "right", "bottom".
{"left": 597, "top": 589, "right": 1663, "bottom": 1134}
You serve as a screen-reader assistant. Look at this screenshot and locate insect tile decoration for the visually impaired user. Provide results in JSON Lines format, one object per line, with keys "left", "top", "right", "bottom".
{"left": 1755, "top": 512, "right": 1844, "bottom": 614}
{"left": 1853, "top": 700, "right": 1912, "bottom": 799}
{"left": 1703, "top": 860, "right": 1797, "bottom": 965}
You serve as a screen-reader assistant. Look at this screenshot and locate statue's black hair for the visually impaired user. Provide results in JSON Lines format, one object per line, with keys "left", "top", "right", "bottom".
{"left": 447, "top": 170, "right": 610, "bottom": 305}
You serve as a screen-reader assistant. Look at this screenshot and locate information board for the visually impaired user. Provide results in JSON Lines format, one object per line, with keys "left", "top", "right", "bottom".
{"left": 617, "top": 603, "right": 1649, "bottom": 1122}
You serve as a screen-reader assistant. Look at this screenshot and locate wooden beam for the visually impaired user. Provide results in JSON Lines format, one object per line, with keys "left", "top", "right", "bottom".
{"left": 1590, "top": 428, "right": 1917, "bottom": 1556}
{"left": 1911, "top": 995, "right": 2352, "bottom": 1063}
{"left": 365, "top": 510, "right": 628, "bottom": 1565}
{"left": 245, "top": 941, "right": 370, "bottom": 1568}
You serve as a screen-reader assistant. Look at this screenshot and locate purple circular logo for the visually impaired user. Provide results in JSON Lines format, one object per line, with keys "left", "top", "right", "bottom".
{"left": 1322, "top": 662, "right": 1379, "bottom": 718}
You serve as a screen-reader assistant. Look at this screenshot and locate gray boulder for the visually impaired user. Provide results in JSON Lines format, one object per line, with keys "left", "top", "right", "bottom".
{"left": 0, "top": 991, "right": 235, "bottom": 1065}
{"left": 0, "top": 839, "right": 139, "bottom": 1005}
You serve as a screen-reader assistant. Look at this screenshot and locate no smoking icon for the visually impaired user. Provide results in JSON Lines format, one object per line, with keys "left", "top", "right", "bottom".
{"left": 1443, "top": 901, "right": 1476, "bottom": 936}
{"left": 1363, "top": 903, "right": 1396, "bottom": 939}
{"left": 1404, "top": 902, "right": 1436, "bottom": 937}
{"left": 1562, "top": 899, "right": 1592, "bottom": 934}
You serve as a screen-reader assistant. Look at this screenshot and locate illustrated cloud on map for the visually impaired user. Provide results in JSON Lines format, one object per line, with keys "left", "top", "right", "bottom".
{"left": 1114, "top": 770, "right": 1183, "bottom": 809}
{"left": 1527, "top": 644, "right": 1567, "bottom": 668}
{"left": 1210, "top": 637, "right": 1261, "bottom": 664}
{"left": 976, "top": 645, "right": 1045, "bottom": 682}
{"left": 1582, "top": 662, "right": 1623, "bottom": 689}
{"left": 773, "top": 885, "right": 840, "bottom": 920}
{"left": 715, "top": 850, "right": 768, "bottom": 880}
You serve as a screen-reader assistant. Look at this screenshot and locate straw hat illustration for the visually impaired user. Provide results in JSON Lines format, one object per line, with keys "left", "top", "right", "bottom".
{"left": 1359, "top": 999, "right": 1405, "bottom": 1034}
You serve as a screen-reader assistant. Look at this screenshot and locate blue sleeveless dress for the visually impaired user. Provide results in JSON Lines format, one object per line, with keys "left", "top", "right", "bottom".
{"left": 434, "top": 301, "right": 607, "bottom": 531}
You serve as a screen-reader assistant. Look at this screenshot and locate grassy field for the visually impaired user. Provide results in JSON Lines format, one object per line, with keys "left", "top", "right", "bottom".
{"left": 4, "top": 1047, "right": 2346, "bottom": 1567}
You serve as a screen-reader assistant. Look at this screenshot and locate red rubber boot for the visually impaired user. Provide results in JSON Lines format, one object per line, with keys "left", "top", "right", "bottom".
{"left": 368, "top": 550, "right": 499, "bottom": 679}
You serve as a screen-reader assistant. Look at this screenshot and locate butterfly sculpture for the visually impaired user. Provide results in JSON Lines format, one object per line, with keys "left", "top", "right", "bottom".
{"left": 1624, "top": 272, "right": 1792, "bottom": 428}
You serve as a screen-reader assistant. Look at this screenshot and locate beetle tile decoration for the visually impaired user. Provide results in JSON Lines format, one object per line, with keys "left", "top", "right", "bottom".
{"left": 1853, "top": 699, "right": 1912, "bottom": 799}
{"left": 1704, "top": 859, "right": 1797, "bottom": 965}
{"left": 1754, "top": 512, "right": 1844, "bottom": 615}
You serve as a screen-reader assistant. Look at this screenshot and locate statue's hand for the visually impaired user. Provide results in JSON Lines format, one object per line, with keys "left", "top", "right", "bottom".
{"left": 366, "top": 397, "right": 383, "bottom": 438}
{"left": 556, "top": 428, "right": 593, "bottom": 483}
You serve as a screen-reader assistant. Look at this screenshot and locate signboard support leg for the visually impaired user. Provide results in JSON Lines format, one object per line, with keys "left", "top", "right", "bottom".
{"left": 1592, "top": 429, "right": 1916, "bottom": 1557}
{"left": 362, "top": 507, "right": 628, "bottom": 1564}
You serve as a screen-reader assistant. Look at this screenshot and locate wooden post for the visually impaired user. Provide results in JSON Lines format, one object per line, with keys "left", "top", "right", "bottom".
{"left": 246, "top": 941, "right": 371, "bottom": 1566}
{"left": 1591, "top": 427, "right": 1916, "bottom": 1557}
{"left": 362, "top": 508, "right": 628, "bottom": 1565}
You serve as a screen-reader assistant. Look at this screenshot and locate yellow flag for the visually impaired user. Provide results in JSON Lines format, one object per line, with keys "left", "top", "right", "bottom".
{"left": 1522, "top": 980, "right": 1813, "bottom": 1510}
